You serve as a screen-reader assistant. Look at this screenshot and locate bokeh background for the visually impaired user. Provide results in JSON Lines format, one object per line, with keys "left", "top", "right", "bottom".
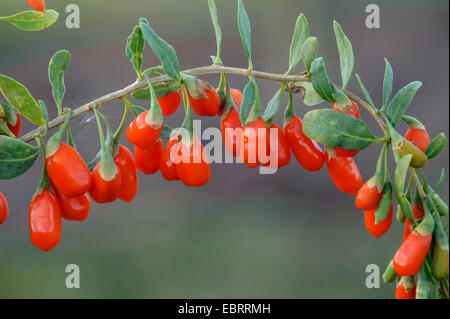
{"left": 0, "top": 0, "right": 448, "bottom": 298}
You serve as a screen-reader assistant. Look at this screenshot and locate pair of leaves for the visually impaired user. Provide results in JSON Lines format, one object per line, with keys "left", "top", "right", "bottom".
{"left": 0, "top": 136, "right": 40, "bottom": 180}
{"left": 287, "top": 14, "right": 310, "bottom": 74}
{"left": 302, "top": 109, "right": 378, "bottom": 151}
{"left": 126, "top": 26, "right": 145, "bottom": 79}
{"left": 139, "top": 18, "right": 181, "bottom": 82}
{"left": 0, "top": 10, "right": 59, "bottom": 31}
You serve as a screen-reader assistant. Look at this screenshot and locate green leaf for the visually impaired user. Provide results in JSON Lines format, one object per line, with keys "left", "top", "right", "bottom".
{"left": 125, "top": 26, "right": 145, "bottom": 79}
{"left": 301, "top": 37, "right": 318, "bottom": 75}
{"left": 355, "top": 74, "right": 376, "bottom": 110}
{"left": 0, "top": 74, "right": 44, "bottom": 125}
{"left": 38, "top": 100, "right": 49, "bottom": 127}
{"left": 48, "top": 50, "right": 71, "bottom": 114}
{"left": 333, "top": 21, "right": 354, "bottom": 89}
{"left": 131, "top": 81, "right": 181, "bottom": 100}
{"left": 295, "top": 82, "right": 324, "bottom": 106}
{"left": 425, "top": 133, "right": 448, "bottom": 160}
{"left": 310, "top": 58, "right": 335, "bottom": 103}
{"left": 394, "top": 154, "right": 412, "bottom": 197}
{"left": 0, "top": 136, "right": 40, "bottom": 179}
{"left": 386, "top": 81, "right": 422, "bottom": 127}
{"left": 0, "top": 10, "right": 59, "bottom": 31}
{"left": 333, "top": 85, "right": 351, "bottom": 109}
{"left": 139, "top": 18, "right": 181, "bottom": 81}
{"left": 382, "top": 58, "right": 393, "bottom": 109}
{"left": 239, "top": 81, "right": 256, "bottom": 125}
{"left": 208, "top": 0, "right": 222, "bottom": 64}
{"left": 262, "top": 88, "right": 283, "bottom": 123}
{"left": 303, "top": 109, "right": 378, "bottom": 150}
{"left": 375, "top": 181, "right": 393, "bottom": 224}
{"left": 287, "top": 14, "right": 309, "bottom": 74}
{"left": 237, "top": 0, "right": 252, "bottom": 67}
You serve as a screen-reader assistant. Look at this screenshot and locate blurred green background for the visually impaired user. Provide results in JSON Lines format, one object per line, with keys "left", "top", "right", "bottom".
{"left": 0, "top": 0, "right": 448, "bottom": 298}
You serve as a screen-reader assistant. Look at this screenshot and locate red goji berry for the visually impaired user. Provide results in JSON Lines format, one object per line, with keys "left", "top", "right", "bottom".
{"left": 325, "top": 152, "right": 362, "bottom": 195}
{"left": 263, "top": 123, "right": 291, "bottom": 169}
{"left": 29, "top": 188, "right": 62, "bottom": 251}
{"left": 0, "top": 114, "right": 21, "bottom": 138}
{"left": 158, "top": 91, "right": 182, "bottom": 116}
{"left": 405, "top": 128, "right": 430, "bottom": 153}
{"left": 126, "top": 110, "right": 163, "bottom": 149}
{"left": 221, "top": 108, "right": 242, "bottom": 157}
{"left": 0, "top": 191, "right": 8, "bottom": 224}
{"left": 395, "top": 277, "right": 416, "bottom": 299}
{"left": 134, "top": 139, "right": 163, "bottom": 175}
{"left": 333, "top": 100, "right": 360, "bottom": 157}
{"left": 89, "top": 162, "right": 122, "bottom": 203}
{"left": 175, "top": 135, "right": 211, "bottom": 187}
{"left": 159, "top": 136, "right": 180, "bottom": 181}
{"left": 46, "top": 142, "right": 92, "bottom": 197}
{"left": 26, "top": 0, "right": 46, "bottom": 13}
{"left": 217, "top": 88, "right": 242, "bottom": 116}
{"left": 57, "top": 192, "right": 91, "bottom": 222}
{"left": 284, "top": 115, "right": 324, "bottom": 172}
{"left": 239, "top": 117, "right": 269, "bottom": 168}
{"left": 394, "top": 231, "right": 432, "bottom": 276}
{"left": 114, "top": 145, "right": 139, "bottom": 202}
{"left": 188, "top": 88, "right": 221, "bottom": 116}
{"left": 355, "top": 180, "right": 384, "bottom": 210}
{"left": 364, "top": 204, "right": 393, "bottom": 238}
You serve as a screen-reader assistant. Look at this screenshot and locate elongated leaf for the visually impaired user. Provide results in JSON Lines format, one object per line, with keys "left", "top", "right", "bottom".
{"left": 0, "top": 136, "right": 40, "bottom": 179}
{"left": 239, "top": 81, "right": 256, "bottom": 125}
{"left": 208, "top": 0, "right": 222, "bottom": 64}
{"left": 394, "top": 154, "right": 412, "bottom": 196}
{"left": 301, "top": 37, "right": 318, "bottom": 75}
{"left": 125, "top": 26, "right": 145, "bottom": 78}
{"left": 303, "top": 109, "right": 378, "bottom": 150}
{"left": 0, "top": 10, "right": 59, "bottom": 31}
{"left": 139, "top": 18, "right": 181, "bottom": 81}
{"left": 287, "top": 14, "right": 309, "bottom": 74}
{"left": 295, "top": 82, "right": 324, "bottom": 106}
{"left": 310, "top": 58, "right": 335, "bottom": 103}
{"left": 262, "top": 88, "right": 283, "bottom": 122}
{"left": 48, "top": 50, "right": 71, "bottom": 113}
{"left": 382, "top": 58, "right": 393, "bottom": 108}
{"left": 386, "top": 81, "right": 422, "bottom": 127}
{"left": 375, "top": 181, "right": 393, "bottom": 224}
{"left": 425, "top": 133, "right": 448, "bottom": 160}
{"left": 237, "top": 0, "right": 252, "bottom": 65}
{"left": 0, "top": 75, "right": 44, "bottom": 125}
{"left": 131, "top": 81, "right": 181, "bottom": 100}
{"left": 355, "top": 74, "right": 376, "bottom": 110}
{"left": 333, "top": 21, "right": 354, "bottom": 89}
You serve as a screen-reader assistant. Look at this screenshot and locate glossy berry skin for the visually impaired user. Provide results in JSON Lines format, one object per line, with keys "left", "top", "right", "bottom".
{"left": 159, "top": 137, "right": 180, "bottom": 181}
{"left": 134, "top": 139, "right": 163, "bottom": 175}
{"left": 221, "top": 108, "right": 242, "bottom": 157}
{"left": 26, "top": 0, "right": 46, "bottom": 13}
{"left": 364, "top": 204, "right": 393, "bottom": 238}
{"left": 403, "top": 204, "right": 425, "bottom": 241}
{"left": 217, "top": 88, "right": 243, "bottom": 116}
{"left": 158, "top": 91, "right": 182, "bottom": 116}
{"left": 89, "top": 162, "right": 122, "bottom": 204}
{"left": 0, "top": 114, "right": 21, "bottom": 138}
{"left": 0, "top": 191, "right": 8, "bottom": 224}
{"left": 239, "top": 118, "right": 270, "bottom": 168}
{"left": 395, "top": 281, "right": 416, "bottom": 299}
{"left": 394, "top": 232, "right": 432, "bottom": 276}
{"left": 175, "top": 136, "right": 211, "bottom": 187}
{"left": 188, "top": 89, "right": 221, "bottom": 116}
{"left": 57, "top": 192, "right": 90, "bottom": 222}
{"left": 333, "top": 101, "right": 360, "bottom": 157}
{"left": 284, "top": 115, "right": 324, "bottom": 171}
{"left": 114, "top": 145, "right": 139, "bottom": 202}
{"left": 263, "top": 124, "right": 291, "bottom": 169}
{"left": 325, "top": 152, "right": 362, "bottom": 195}
{"left": 355, "top": 180, "right": 383, "bottom": 210}
{"left": 126, "top": 111, "right": 163, "bottom": 149}
{"left": 29, "top": 189, "right": 62, "bottom": 251}
{"left": 405, "top": 128, "right": 430, "bottom": 153}
{"left": 46, "top": 143, "right": 92, "bottom": 197}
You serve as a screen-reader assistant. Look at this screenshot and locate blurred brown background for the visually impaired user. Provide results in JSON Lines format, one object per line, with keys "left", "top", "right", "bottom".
{"left": 0, "top": 0, "right": 448, "bottom": 298}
